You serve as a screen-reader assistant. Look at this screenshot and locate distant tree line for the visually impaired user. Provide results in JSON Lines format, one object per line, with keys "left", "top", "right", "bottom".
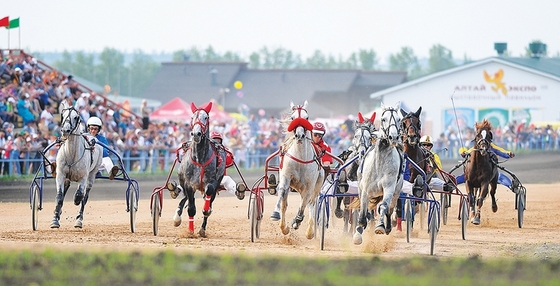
{"left": 31, "top": 40, "right": 555, "bottom": 97}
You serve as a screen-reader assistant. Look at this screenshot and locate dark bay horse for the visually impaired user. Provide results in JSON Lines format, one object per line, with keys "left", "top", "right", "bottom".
{"left": 400, "top": 106, "right": 432, "bottom": 191}
{"left": 171, "top": 101, "right": 227, "bottom": 237}
{"left": 464, "top": 119, "right": 498, "bottom": 225}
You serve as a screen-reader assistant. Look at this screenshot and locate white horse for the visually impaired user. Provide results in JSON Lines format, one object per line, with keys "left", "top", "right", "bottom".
{"left": 51, "top": 106, "right": 103, "bottom": 229}
{"left": 353, "top": 102, "right": 404, "bottom": 245}
{"left": 270, "top": 101, "right": 324, "bottom": 239}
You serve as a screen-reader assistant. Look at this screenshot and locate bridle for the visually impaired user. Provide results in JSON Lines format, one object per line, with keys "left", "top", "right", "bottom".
{"left": 380, "top": 107, "right": 400, "bottom": 141}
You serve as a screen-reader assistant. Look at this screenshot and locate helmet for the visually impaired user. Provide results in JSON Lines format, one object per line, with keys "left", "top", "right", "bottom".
{"left": 420, "top": 135, "right": 433, "bottom": 146}
{"left": 87, "top": 117, "right": 102, "bottom": 128}
{"left": 210, "top": 131, "right": 223, "bottom": 141}
{"left": 312, "top": 122, "right": 326, "bottom": 134}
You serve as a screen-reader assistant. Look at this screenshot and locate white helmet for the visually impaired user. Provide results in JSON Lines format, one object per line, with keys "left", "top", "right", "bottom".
{"left": 87, "top": 116, "right": 102, "bottom": 129}
{"left": 419, "top": 135, "right": 433, "bottom": 146}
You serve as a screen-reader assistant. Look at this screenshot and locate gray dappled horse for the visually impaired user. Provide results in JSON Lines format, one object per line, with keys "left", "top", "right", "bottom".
{"left": 333, "top": 111, "right": 377, "bottom": 218}
{"left": 51, "top": 106, "right": 103, "bottom": 229}
{"left": 270, "top": 101, "right": 324, "bottom": 239}
{"left": 171, "top": 101, "right": 226, "bottom": 237}
{"left": 353, "top": 102, "right": 404, "bottom": 245}
{"left": 464, "top": 119, "right": 499, "bottom": 225}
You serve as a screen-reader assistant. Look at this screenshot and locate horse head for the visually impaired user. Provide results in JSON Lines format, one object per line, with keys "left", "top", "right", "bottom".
{"left": 190, "top": 101, "right": 212, "bottom": 144}
{"left": 474, "top": 119, "right": 493, "bottom": 156}
{"left": 353, "top": 111, "right": 376, "bottom": 156}
{"left": 399, "top": 106, "right": 422, "bottom": 145}
{"left": 379, "top": 102, "right": 402, "bottom": 145}
{"left": 60, "top": 107, "right": 82, "bottom": 138}
{"left": 287, "top": 100, "right": 311, "bottom": 142}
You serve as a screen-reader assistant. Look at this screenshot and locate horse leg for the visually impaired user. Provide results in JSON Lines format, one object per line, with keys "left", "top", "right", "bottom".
{"left": 335, "top": 197, "right": 344, "bottom": 218}
{"left": 199, "top": 184, "right": 217, "bottom": 237}
{"left": 75, "top": 173, "right": 96, "bottom": 228}
{"left": 353, "top": 194, "right": 370, "bottom": 245}
{"left": 202, "top": 182, "right": 217, "bottom": 217}
{"left": 185, "top": 188, "right": 197, "bottom": 234}
{"left": 173, "top": 189, "right": 187, "bottom": 227}
{"left": 375, "top": 201, "right": 388, "bottom": 234}
{"left": 490, "top": 182, "right": 498, "bottom": 213}
{"left": 73, "top": 183, "right": 85, "bottom": 206}
{"left": 51, "top": 178, "right": 70, "bottom": 228}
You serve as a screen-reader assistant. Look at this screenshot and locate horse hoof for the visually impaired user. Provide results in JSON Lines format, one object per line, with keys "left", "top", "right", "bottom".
{"left": 199, "top": 229, "right": 206, "bottom": 238}
{"left": 492, "top": 205, "right": 498, "bottom": 213}
{"left": 203, "top": 208, "right": 212, "bottom": 217}
{"left": 471, "top": 218, "right": 480, "bottom": 225}
{"left": 374, "top": 225, "right": 386, "bottom": 234}
{"left": 74, "top": 219, "right": 83, "bottom": 228}
{"left": 173, "top": 213, "right": 182, "bottom": 227}
{"left": 50, "top": 220, "right": 60, "bottom": 229}
{"left": 281, "top": 227, "right": 290, "bottom": 235}
{"left": 73, "top": 192, "right": 83, "bottom": 206}
{"left": 353, "top": 233, "right": 363, "bottom": 245}
{"left": 270, "top": 211, "right": 280, "bottom": 221}
{"left": 334, "top": 208, "right": 343, "bottom": 219}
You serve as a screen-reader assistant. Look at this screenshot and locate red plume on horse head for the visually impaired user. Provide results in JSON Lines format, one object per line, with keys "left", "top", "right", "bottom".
{"left": 190, "top": 101, "right": 213, "bottom": 113}
{"left": 357, "top": 112, "right": 376, "bottom": 124}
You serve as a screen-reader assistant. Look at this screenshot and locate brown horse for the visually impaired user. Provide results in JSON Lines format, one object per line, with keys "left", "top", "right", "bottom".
{"left": 463, "top": 119, "right": 498, "bottom": 225}
{"left": 400, "top": 106, "right": 431, "bottom": 194}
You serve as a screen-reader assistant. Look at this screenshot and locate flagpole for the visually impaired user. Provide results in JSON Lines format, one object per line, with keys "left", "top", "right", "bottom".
{"left": 18, "top": 22, "right": 21, "bottom": 50}
{"left": 8, "top": 28, "right": 10, "bottom": 49}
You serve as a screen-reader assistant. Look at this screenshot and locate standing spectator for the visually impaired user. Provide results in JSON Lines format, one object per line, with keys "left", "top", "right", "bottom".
{"left": 141, "top": 99, "right": 150, "bottom": 130}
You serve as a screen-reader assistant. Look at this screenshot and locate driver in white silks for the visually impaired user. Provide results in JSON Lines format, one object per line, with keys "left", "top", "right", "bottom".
{"left": 85, "top": 117, "right": 120, "bottom": 180}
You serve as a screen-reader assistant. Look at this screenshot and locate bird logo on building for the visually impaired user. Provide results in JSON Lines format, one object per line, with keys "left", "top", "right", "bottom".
{"left": 484, "top": 69, "right": 507, "bottom": 95}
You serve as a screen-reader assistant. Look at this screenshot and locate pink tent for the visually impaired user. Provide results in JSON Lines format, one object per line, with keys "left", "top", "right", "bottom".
{"left": 150, "top": 97, "right": 232, "bottom": 123}
{"left": 149, "top": 97, "right": 192, "bottom": 122}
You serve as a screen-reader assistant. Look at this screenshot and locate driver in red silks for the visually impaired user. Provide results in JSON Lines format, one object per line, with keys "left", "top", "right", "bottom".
{"left": 311, "top": 122, "right": 333, "bottom": 167}
{"left": 210, "top": 131, "right": 246, "bottom": 200}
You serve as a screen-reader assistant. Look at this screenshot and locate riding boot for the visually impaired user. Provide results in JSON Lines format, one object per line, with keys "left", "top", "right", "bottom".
{"left": 443, "top": 182, "right": 454, "bottom": 193}
{"left": 268, "top": 174, "right": 277, "bottom": 195}
{"left": 235, "top": 182, "right": 246, "bottom": 200}
{"left": 50, "top": 162, "right": 57, "bottom": 178}
{"left": 109, "top": 166, "right": 120, "bottom": 180}
{"left": 396, "top": 217, "right": 402, "bottom": 231}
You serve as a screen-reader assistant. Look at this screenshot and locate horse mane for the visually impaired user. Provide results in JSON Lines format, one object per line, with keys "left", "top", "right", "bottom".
{"left": 476, "top": 119, "right": 493, "bottom": 131}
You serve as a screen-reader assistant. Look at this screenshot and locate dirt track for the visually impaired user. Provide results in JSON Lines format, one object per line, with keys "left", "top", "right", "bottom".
{"left": 1, "top": 151, "right": 559, "bottom": 259}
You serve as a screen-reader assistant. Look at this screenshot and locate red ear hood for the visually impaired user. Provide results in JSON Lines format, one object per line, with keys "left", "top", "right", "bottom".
{"left": 202, "top": 102, "right": 213, "bottom": 113}
{"left": 369, "top": 112, "right": 376, "bottom": 123}
{"left": 358, "top": 112, "right": 365, "bottom": 123}
{"left": 190, "top": 102, "right": 213, "bottom": 113}
{"left": 287, "top": 118, "right": 313, "bottom": 132}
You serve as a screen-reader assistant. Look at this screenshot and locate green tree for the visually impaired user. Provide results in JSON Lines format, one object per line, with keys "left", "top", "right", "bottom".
{"left": 203, "top": 46, "right": 220, "bottom": 61}
{"left": 389, "top": 46, "right": 423, "bottom": 79}
{"left": 358, "top": 49, "right": 378, "bottom": 70}
{"left": 428, "top": 44, "right": 456, "bottom": 73}
{"left": 98, "top": 48, "right": 125, "bottom": 94}
{"left": 306, "top": 50, "right": 327, "bottom": 68}
{"left": 73, "top": 51, "right": 95, "bottom": 80}
{"left": 53, "top": 50, "right": 75, "bottom": 75}
{"left": 127, "top": 49, "right": 160, "bottom": 96}
{"left": 248, "top": 52, "right": 260, "bottom": 68}
{"left": 172, "top": 50, "right": 189, "bottom": 61}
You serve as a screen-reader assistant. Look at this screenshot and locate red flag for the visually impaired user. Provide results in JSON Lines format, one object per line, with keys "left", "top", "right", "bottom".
{"left": 0, "top": 17, "right": 9, "bottom": 27}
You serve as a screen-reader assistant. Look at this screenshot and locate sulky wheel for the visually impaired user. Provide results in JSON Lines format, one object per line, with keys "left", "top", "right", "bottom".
{"left": 31, "top": 185, "right": 40, "bottom": 231}
{"left": 128, "top": 186, "right": 138, "bottom": 233}
{"left": 151, "top": 192, "right": 161, "bottom": 236}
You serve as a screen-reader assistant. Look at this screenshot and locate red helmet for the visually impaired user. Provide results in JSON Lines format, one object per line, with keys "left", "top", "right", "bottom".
{"left": 210, "top": 131, "right": 223, "bottom": 141}
{"left": 312, "top": 122, "right": 326, "bottom": 134}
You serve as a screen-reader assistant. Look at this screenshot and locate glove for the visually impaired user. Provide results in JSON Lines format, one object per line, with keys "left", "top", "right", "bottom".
{"left": 509, "top": 152, "right": 515, "bottom": 158}
{"left": 461, "top": 152, "right": 467, "bottom": 158}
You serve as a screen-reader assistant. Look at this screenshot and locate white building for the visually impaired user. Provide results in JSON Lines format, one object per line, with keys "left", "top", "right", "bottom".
{"left": 370, "top": 44, "right": 560, "bottom": 138}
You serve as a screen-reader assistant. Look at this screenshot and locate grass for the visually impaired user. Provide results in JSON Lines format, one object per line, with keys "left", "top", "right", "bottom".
{"left": 0, "top": 250, "right": 559, "bottom": 285}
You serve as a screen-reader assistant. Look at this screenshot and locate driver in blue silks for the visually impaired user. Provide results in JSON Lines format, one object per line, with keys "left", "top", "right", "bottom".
{"left": 86, "top": 116, "right": 119, "bottom": 180}
{"left": 455, "top": 140, "right": 516, "bottom": 190}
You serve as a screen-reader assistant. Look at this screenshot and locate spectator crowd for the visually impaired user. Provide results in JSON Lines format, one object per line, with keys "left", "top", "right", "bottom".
{"left": 1, "top": 50, "right": 560, "bottom": 176}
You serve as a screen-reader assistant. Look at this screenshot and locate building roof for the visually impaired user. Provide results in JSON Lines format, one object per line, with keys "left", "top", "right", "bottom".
{"left": 142, "top": 62, "right": 406, "bottom": 118}
{"left": 370, "top": 57, "right": 560, "bottom": 99}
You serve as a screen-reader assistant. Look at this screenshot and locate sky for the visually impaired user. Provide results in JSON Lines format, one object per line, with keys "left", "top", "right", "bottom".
{"left": 2, "top": 0, "right": 560, "bottom": 64}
